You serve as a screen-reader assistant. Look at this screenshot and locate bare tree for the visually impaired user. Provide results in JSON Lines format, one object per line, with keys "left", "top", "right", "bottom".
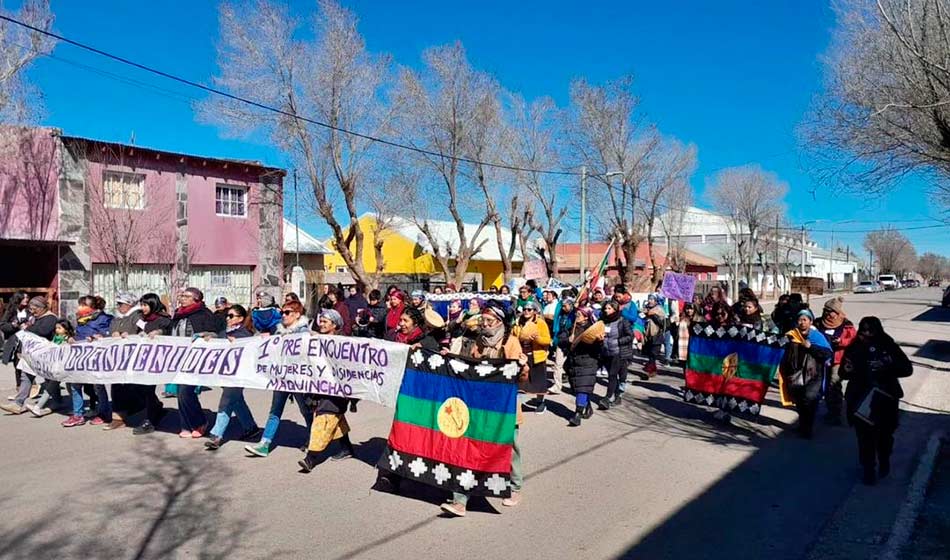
{"left": 638, "top": 139, "right": 697, "bottom": 286}
{"left": 79, "top": 143, "right": 176, "bottom": 291}
{"left": 707, "top": 165, "right": 787, "bottom": 295}
{"left": 200, "top": 0, "right": 394, "bottom": 289}
{"left": 917, "top": 251, "right": 947, "bottom": 279}
{"left": 656, "top": 183, "right": 693, "bottom": 273}
{"left": 564, "top": 76, "right": 660, "bottom": 285}
{"left": 807, "top": 0, "right": 950, "bottom": 213}
{"left": 0, "top": 0, "right": 54, "bottom": 121}
{"left": 394, "top": 42, "right": 496, "bottom": 287}
{"left": 864, "top": 226, "right": 917, "bottom": 273}
{"left": 0, "top": 126, "right": 57, "bottom": 239}
{"left": 508, "top": 95, "right": 566, "bottom": 276}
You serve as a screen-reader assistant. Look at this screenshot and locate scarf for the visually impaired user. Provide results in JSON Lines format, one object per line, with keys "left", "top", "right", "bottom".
{"left": 76, "top": 306, "right": 96, "bottom": 325}
{"left": 396, "top": 326, "right": 424, "bottom": 344}
{"left": 386, "top": 302, "right": 405, "bottom": 330}
{"left": 786, "top": 326, "right": 833, "bottom": 351}
{"left": 477, "top": 323, "right": 505, "bottom": 349}
{"left": 143, "top": 312, "right": 166, "bottom": 322}
{"left": 116, "top": 304, "right": 142, "bottom": 319}
{"left": 820, "top": 312, "right": 845, "bottom": 330}
{"left": 172, "top": 302, "right": 204, "bottom": 319}
{"left": 53, "top": 334, "right": 68, "bottom": 345}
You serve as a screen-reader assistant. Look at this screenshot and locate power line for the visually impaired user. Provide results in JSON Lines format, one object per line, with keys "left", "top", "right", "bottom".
{"left": 0, "top": 13, "right": 579, "bottom": 177}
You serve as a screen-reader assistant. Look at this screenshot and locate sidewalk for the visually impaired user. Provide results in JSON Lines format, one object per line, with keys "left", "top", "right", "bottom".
{"left": 901, "top": 436, "right": 950, "bottom": 560}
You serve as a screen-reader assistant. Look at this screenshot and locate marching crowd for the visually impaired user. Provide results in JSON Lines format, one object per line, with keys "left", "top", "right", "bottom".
{"left": 0, "top": 276, "right": 914, "bottom": 518}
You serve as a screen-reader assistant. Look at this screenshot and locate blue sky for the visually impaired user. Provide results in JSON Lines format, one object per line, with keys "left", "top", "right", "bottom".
{"left": 22, "top": 0, "right": 949, "bottom": 257}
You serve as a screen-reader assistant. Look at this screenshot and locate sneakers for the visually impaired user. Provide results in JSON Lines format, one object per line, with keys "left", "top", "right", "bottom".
{"left": 597, "top": 397, "right": 611, "bottom": 411}
{"left": 298, "top": 453, "right": 319, "bottom": 473}
{"left": 179, "top": 430, "right": 192, "bottom": 438}
{"left": 245, "top": 442, "right": 271, "bottom": 457}
{"left": 27, "top": 405, "right": 53, "bottom": 417}
{"left": 440, "top": 502, "right": 467, "bottom": 517}
{"left": 61, "top": 415, "right": 86, "bottom": 427}
{"left": 204, "top": 436, "right": 223, "bottom": 451}
{"left": 535, "top": 400, "right": 547, "bottom": 414}
{"left": 1, "top": 403, "right": 27, "bottom": 415}
{"left": 89, "top": 417, "right": 107, "bottom": 427}
{"left": 582, "top": 403, "right": 594, "bottom": 419}
{"left": 331, "top": 447, "right": 354, "bottom": 461}
{"left": 132, "top": 421, "right": 155, "bottom": 435}
{"left": 103, "top": 419, "right": 126, "bottom": 431}
{"left": 502, "top": 491, "right": 522, "bottom": 507}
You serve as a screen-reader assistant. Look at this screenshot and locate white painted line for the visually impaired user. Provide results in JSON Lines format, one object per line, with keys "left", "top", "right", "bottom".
{"left": 881, "top": 431, "right": 945, "bottom": 560}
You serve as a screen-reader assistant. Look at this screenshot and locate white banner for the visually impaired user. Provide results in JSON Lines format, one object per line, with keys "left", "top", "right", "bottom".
{"left": 15, "top": 331, "right": 410, "bottom": 408}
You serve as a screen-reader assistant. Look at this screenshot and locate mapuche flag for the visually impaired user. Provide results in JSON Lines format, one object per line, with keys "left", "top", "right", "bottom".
{"left": 683, "top": 324, "right": 788, "bottom": 416}
{"left": 377, "top": 349, "right": 520, "bottom": 497}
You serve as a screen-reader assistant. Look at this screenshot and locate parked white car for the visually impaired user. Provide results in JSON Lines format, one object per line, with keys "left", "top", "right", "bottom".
{"left": 878, "top": 274, "right": 899, "bottom": 290}
{"left": 854, "top": 281, "right": 883, "bottom": 294}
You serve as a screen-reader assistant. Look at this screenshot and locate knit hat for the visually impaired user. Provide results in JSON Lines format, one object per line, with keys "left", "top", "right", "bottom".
{"left": 115, "top": 292, "right": 137, "bottom": 306}
{"left": 798, "top": 308, "right": 815, "bottom": 321}
{"left": 320, "top": 309, "right": 344, "bottom": 329}
{"left": 823, "top": 296, "right": 845, "bottom": 315}
{"left": 410, "top": 289, "right": 425, "bottom": 300}
{"left": 28, "top": 296, "right": 48, "bottom": 310}
{"left": 184, "top": 287, "right": 204, "bottom": 301}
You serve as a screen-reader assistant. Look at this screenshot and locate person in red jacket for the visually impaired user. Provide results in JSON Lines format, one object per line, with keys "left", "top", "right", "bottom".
{"left": 815, "top": 296, "right": 857, "bottom": 425}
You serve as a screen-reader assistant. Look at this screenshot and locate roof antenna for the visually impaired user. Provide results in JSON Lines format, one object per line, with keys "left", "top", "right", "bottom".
{"left": 129, "top": 130, "right": 135, "bottom": 145}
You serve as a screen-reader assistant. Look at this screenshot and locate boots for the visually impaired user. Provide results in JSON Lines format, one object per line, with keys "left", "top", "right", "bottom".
{"left": 582, "top": 402, "right": 593, "bottom": 419}
{"left": 568, "top": 407, "right": 583, "bottom": 427}
{"left": 298, "top": 452, "right": 319, "bottom": 473}
{"left": 597, "top": 396, "right": 611, "bottom": 411}
{"left": 332, "top": 435, "right": 355, "bottom": 461}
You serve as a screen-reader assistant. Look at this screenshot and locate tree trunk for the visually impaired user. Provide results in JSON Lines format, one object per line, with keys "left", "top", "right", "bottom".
{"left": 620, "top": 236, "right": 639, "bottom": 286}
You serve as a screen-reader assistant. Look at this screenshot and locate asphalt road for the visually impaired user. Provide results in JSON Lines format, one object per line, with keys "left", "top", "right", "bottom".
{"left": 0, "top": 288, "right": 948, "bottom": 560}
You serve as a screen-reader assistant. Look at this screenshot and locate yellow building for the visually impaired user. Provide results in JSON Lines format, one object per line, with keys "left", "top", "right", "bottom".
{"left": 323, "top": 213, "right": 521, "bottom": 289}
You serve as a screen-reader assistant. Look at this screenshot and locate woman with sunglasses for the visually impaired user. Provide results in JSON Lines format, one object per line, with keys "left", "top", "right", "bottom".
{"left": 205, "top": 305, "right": 263, "bottom": 450}
{"left": 245, "top": 301, "right": 314, "bottom": 458}
{"left": 513, "top": 300, "right": 552, "bottom": 413}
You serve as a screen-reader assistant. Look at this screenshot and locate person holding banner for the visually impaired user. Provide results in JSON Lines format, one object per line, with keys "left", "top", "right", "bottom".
{"left": 1, "top": 297, "right": 58, "bottom": 416}
{"left": 169, "top": 288, "right": 224, "bottom": 439}
{"left": 251, "top": 292, "right": 282, "bottom": 335}
{"left": 205, "top": 305, "right": 263, "bottom": 451}
{"left": 779, "top": 309, "right": 833, "bottom": 439}
{"left": 64, "top": 295, "right": 113, "bottom": 428}
{"left": 298, "top": 309, "right": 356, "bottom": 472}
{"left": 245, "top": 301, "right": 314, "bottom": 458}
{"left": 840, "top": 317, "right": 912, "bottom": 485}
{"left": 129, "top": 293, "right": 171, "bottom": 435}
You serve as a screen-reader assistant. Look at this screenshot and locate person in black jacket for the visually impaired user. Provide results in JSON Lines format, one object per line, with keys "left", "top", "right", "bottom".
{"left": 567, "top": 306, "right": 603, "bottom": 426}
{"left": 840, "top": 316, "right": 913, "bottom": 485}
{"left": 168, "top": 287, "right": 225, "bottom": 438}
{"left": 1, "top": 296, "right": 58, "bottom": 415}
{"left": 0, "top": 291, "right": 31, "bottom": 393}
{"left": 599, "top": 300, "right": 635, "bottom": 410}
{"left": 131, "top": 293, "right": 171, "bottom": 435}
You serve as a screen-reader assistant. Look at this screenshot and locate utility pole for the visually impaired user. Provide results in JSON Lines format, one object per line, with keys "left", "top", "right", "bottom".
{"left": 774, "top": 214, "right": 780, "bottom": 297}
{"left": 828, "top": 226, "right": 835, "bottom": 289}
{"left": 800, "top": 225, "right": 806, "bottom": 277}
{"left": 294, "top": 169, "right": 300, "bottom": 267}
{"left": 733, "top": 222, "right": 740, "bottom": 301}
{"left": 580, "top": 165, "right": 587, "bottom": 282}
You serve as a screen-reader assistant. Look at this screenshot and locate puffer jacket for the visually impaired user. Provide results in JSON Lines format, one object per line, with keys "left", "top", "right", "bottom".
{"left": 602, "top": 315, "right": 634, "bottom": 361}
{"left": 568, "top": 338, "right": 601, "bottom": 394}
{"left": 76, "top": 311, "right": 114, "bottom": 341}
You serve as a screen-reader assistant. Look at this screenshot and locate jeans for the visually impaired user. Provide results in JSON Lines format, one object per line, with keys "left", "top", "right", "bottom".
{"left": 575, "top": 392, "right": 589, "bottom": 407}
{"left": 453, "top": 427, "right": 522, "bottom": 506}
{"left": 177, "top": 385, "right": 206, "bottom": 431}
{"left": 68, "top": 384, "right": 112, "bottom": 421}
{"left": 604, "top": 355, "right": 625, "bottom": 398}
{"left": 664, "top": 331, "right": 674, "bottom": 362}
{"left": 210, "top": 387, "right": 258, "bottom": 438}
{"left": 261, "top": 391, "right": 312, "bottom": 444}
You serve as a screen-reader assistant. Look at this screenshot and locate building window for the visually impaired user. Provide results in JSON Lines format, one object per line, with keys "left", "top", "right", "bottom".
{"left": 103, "top": 171, "right": 145, "bottom": 210}
{"left": 336, "top": 266, "right": 346, "bottom": 273}
{"left": 215, "top": 185, "right": 247, "bottom": 217}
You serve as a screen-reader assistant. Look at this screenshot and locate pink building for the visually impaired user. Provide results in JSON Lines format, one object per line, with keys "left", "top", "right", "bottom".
{"left": 0, "top": 126, "right": 284, "bottom": 317}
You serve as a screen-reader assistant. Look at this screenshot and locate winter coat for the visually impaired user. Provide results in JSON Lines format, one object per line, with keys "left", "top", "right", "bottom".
{"left": 143, "top": 315, "right": 171, "bottom": 335}
{"left": 345, "top": 294, "right": 369, "bottom": 323}
{"left": 0, "top": 304, "right": 28, "bottom": 338}
{"left": 815, "top": 318, "right": 857, "bottom": 366}
{"left": 227, "top": 326, "right": 253, "bottom": 339}
{"left": 169, "top": 306, "right": 224, "bottom": 338}
{"left": 602, "top": 315, "right": 635, "bottom": 361}
{"left": 110, "top": 308, "right": 144, "bottom": 335}
{"left": 779, "top": 329, "right": 833, "bottom": 405}
{"left": 367, "top": 302, "right": 387, "bottom": 338}
{"left": 252, "top": 306, "right": 282, "bottom": 334}
{"left": 75, "top": 311, "right": 114, "bottom": 341}
{"left": 555, "top": 311, "right": 575, "bottom": 350}
{"left": 841, "top": 335, "right": 912, "bottom": 426}
{"left": 568, "top": 338, "right": 601, "bottom": 394}
{"left": 1, "top": 312, "right": 58, "bottom": 364}
{"left": 334, "top": 301, "right": 353, "bottom": 336}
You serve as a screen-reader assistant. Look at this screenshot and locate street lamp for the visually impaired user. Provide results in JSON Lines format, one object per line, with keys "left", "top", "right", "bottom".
{"left": 580, "top": 168, "right": 623, "bottom": 280}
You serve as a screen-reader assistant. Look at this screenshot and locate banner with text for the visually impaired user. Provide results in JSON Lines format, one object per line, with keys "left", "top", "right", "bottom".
{"left": 16, "top": 331, "right": 410, "bottom": 408}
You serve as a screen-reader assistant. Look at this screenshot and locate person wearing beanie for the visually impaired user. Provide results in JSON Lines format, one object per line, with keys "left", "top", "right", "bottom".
{"left": 298, "top": 307, "right": 356, "bottom": 472}
{"left": 1, "top": 296, "right": 59, "bottom": 415}
{"left": 815, "top": 296, "right": 857, "bottom": 425}
{"left": 779, "top": 307, "right": 833, "bottom": 438}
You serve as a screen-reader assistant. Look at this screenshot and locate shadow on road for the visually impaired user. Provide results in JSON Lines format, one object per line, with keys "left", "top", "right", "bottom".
{"left": 617, "top": 409, "right": 948, "bottom": 560}
{"left": 911, "top": 306, "right": 950, "bottom": 323}
{"left": 0, "top": 438, "right": 260, "bottom": 560}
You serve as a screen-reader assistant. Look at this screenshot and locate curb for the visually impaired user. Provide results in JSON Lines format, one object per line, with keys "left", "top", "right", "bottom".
{"left": 881, "top": 431, "right": 945, "bottom": 560}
